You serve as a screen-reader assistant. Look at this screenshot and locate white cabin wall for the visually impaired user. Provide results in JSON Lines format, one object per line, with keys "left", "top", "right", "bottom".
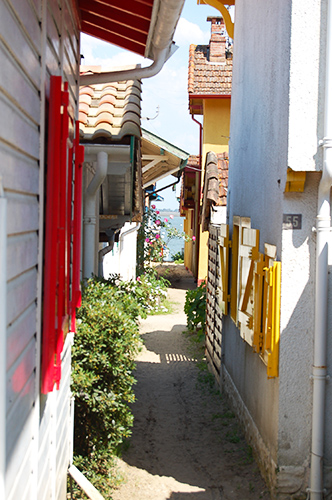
{"left": 1, "top": 0, "right": 42, "bottom": 496}
{"left": 119, "top": 225, "right": 138, "bottom": 281}
{"left": 0, "top": 0, "right": 79, "bottom": 498}
{"left": 37, "top": 1, "right": 79, "bottom": 500}
{"left": 102, "top": 223, "right": 139, "bottom": 281}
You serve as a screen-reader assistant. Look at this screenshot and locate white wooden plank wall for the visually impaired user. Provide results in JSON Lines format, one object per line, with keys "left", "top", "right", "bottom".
{"left": 0, "top": 0, "right": 80, "bottom": 497}
{"left": 0, "top": 0, "right": 41, "bottom": 497}
{"left": 37, "top": 1, "right": 79, "bottom": 499}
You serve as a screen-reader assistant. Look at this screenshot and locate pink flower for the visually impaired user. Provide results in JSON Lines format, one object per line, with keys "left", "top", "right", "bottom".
{"left": 192, "top": 235, "right": 196, "bottom": 241}
{"left": 155, "top": 234, "right": 160, "bottom": 239}
{"left": 164, "top": 218, "right": 168, "bottom": 223}
{"left": 155, "top": 219, "right": 161, "bottom": 226}
{"left": 136, "top": 276, "right": 141, "bottom": 281}
{"left": 151, "top": 204, "right": 156, "bottom": 209}
{"left": 170, "top": 215, "right": 174, "bottom": 219}
{"left": 156, "top": 211, "right": 160, "bottom": 214}
{"left": 145, "top": 237, "right": 150, "bottom": 243}
{"left": 159, "top": 252, "right": 163, "bottom": 256}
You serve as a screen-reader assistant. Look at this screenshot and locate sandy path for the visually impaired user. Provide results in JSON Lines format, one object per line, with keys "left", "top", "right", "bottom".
{"left": 111, "top": 268, "right": 270, "bottom": 500}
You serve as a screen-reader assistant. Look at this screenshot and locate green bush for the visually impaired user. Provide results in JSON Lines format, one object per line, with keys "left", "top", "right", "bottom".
{"left": 171, "top": 250, "right": 184, "bottom": 263}
{"left": 184, "top": 281, "right": 207, "bottom": 336}
{"left": 95, "top": 272, "right": 170, "bottom": 315}
{"left": 71, "top": 278, "right": 142, "bottom": 458}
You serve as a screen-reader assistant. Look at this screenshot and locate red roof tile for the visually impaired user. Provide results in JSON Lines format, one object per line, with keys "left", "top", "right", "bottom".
{"left": 79, "top": 66, "right": 142, "bottom": 142}
{"left": 216, "top": 152, "right": 228, "bottom": 207}
{"left": 188, "top": 17, "right": 232, "bottom": 106}
{"left": 188, "top": 43, "right": 232, "bottom": 96}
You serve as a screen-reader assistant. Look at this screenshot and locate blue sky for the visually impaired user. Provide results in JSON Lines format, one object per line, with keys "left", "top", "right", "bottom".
{"left": 80, "top": 1, "right": 231, "bottom": 209}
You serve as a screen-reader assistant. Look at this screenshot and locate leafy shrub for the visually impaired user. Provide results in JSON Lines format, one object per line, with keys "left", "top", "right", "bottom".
{"left": 133, "top": 272, "right": 170, "bottom": 314}
{"left": 171, "top": 250, "right": 184, "bottom": 264}
{"left": 95, "top": 272, "right": 170, "bottom": 315}
{"left": 69, "top": 452, "right": 121, "bottom": 499}
{"left": 184, "top": 281, "right": 207, "bottom": 335}
{"left": 71, "top": 278, "right": 142, "bottom": 459}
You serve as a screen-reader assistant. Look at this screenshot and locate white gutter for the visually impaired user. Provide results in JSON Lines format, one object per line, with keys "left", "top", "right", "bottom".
{"left": 310, "top": 0, "right": 332, "bottom": 497}
{"left": 80, "top": 0, "right": 185, "bottom": 87}
{"left": 0, "top": 177, "right": 6, "bottom": 500}
{"left": 80, "top": 47, "right": 169, "bottom": 86}
{"left": 83, "top": 151, "right": 108, "bottom": 279}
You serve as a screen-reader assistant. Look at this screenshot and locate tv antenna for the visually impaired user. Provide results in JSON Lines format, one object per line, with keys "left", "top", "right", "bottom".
{"left": 142, "top": 105, "right": 160, "bottom": 121}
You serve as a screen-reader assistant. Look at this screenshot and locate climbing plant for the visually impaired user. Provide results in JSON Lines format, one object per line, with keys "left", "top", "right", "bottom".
{"left": 184, "top": 281, "right": 207, "bottom": 340}
{"left": 136, "top": 205, "right": 189, "bottom": 275}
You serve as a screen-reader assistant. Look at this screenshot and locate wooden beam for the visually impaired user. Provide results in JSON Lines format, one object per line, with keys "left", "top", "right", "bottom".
{"left": 68, "top": 465, "right": 105, "bottom": 500}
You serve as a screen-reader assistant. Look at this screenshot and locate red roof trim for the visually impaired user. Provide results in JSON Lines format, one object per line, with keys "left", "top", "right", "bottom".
{"left": 79, "top": 0, "right": 151, "bottom": 34}
{"left": 85, "top": 0, "right": 153, "bottom": 20}
{"left": 79, "top": 0, "right": 154, "bottom": 56}
{"left": 81, "top": 22, "right": 146, "bottom": 55}
{"left": 81, "top": 12, "right": 148, "bottom": 45}
{"left": 189, "top": 94, "right": 231, "bottom": 100}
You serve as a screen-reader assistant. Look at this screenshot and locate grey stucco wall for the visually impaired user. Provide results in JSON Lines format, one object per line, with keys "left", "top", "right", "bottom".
{"left": 226, "top": 0, "right": 291, "bottom": 477}
{"left": 228, "top": 0, "right": 290, "bottom": 254}
{"left": 278, "top": 173, "right": 319, "bottom": 469}
{"left": 224, "top": 0, "right": 332, "bottom": 496}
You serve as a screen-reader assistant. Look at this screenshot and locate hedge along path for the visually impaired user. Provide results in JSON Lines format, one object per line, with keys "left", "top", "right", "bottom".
{"left": 111, "top": 264, "right": 271, "bottom": 500}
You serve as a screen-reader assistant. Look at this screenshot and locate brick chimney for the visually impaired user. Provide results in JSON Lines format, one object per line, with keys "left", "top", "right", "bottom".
{"left": 208, "top": 16, "right": 226, "bottom": 63}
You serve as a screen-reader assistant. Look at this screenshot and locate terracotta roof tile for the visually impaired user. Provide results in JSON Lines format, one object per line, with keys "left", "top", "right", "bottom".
{"left": 188, "top": 43, "right": 233, "bottom": 96}
{"left": 216, "top": 152, "right": 229, "bottom": 207}
{"left": 79, "top": 68, "right": 142, "bottom": 142}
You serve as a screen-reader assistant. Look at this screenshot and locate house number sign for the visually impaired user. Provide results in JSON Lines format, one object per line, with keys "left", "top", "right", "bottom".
{"left": 283, "top": 214, "right": 302, "bottom": 229}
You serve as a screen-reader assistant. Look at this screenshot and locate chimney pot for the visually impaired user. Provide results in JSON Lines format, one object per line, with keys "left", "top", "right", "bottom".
{"left": 207, "top": 16, "right": 226, "bottom": 63}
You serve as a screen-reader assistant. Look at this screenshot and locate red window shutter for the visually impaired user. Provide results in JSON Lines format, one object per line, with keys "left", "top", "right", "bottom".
{"left": 70, "top": 122, "right": 84, "bottom": 332}
{"left": 41, "top": 76, "right": 81, "bottom": 393}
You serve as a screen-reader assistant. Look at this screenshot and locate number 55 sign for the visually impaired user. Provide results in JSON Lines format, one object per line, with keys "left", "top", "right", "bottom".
{"left": 283, "top": 214, "right": 302, "bottom": 230}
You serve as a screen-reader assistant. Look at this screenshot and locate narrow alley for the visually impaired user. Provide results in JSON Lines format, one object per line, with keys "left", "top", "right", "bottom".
{"left": 111, "top": 265, "right": 271, "bottom": 500}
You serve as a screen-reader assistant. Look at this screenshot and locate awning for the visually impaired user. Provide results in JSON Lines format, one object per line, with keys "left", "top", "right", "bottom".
{"left": 141, "top": 128, "right": 189, "bottom": 189}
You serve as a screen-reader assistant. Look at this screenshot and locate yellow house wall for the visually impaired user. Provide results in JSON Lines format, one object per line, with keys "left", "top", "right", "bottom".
{"left": 202, "top": 98, "right": 230, "bottom": 159}
{"left": 184, "top": 210, "right": 194, "bottom": 273}
{"left": 198, "top": 98, "right": 231, "bottom": 283}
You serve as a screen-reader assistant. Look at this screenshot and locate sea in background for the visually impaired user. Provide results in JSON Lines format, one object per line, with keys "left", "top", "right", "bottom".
{"left": 159, "top": 211, "right": 184, "bottom": 261}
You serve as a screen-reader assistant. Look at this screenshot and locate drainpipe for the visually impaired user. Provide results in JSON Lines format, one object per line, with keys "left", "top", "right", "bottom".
{"left": 310, "top": 1, "right": 332, "bottom": 497}
{"left": 191, "top": 114, "right": 203, "bottom": 280}
{"left": 83, "top": 151, "right": 108, "bottom": 279}
{"left": 0, "top": 177, "right": 6, "bottom": 500}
